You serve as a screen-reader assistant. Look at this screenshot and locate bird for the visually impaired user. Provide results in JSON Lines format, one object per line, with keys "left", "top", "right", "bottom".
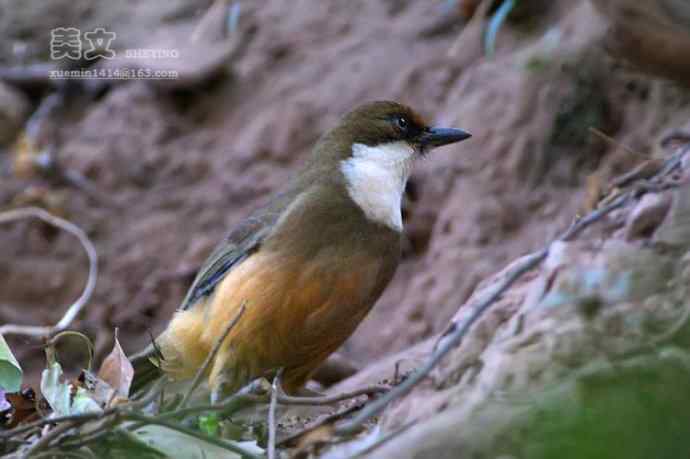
{"left": 130, "top": 101, "right": 471, "bottom": 401}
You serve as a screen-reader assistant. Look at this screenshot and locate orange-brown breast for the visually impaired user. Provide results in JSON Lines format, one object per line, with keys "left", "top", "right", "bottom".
{"left": 157, "top": 244, "right": 392, "bottom": 393}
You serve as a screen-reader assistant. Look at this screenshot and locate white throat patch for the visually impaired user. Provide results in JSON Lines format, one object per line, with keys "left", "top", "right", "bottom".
{"left": 340, "top": 141, "right": 414, "bottom": 231}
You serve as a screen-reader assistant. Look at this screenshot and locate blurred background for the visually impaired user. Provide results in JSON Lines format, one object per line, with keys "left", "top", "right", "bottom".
{"left": 1, "top": 0, "right": 689, "bottom": 402}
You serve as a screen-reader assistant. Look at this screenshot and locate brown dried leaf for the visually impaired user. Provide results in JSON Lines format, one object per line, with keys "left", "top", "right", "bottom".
{"left": 3, "top": 388, "right": 41, "bottom": 428}
{"left": 97, "top": 334, "right": 134, "bottom": 398}
{"left": 293, "top": 424, "right": 335, "bottom": 457}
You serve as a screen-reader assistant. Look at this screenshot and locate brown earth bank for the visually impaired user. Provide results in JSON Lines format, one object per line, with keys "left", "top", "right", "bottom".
{"left": 2, "top": 0, "right": 690, "bottom": 456}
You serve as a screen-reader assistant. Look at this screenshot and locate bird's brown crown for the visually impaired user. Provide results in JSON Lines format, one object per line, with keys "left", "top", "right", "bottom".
{"left": 308, "top": 101, "right": 431, "bottom": 166}
{"left": 335, "top": 101, "right": 430, "bottom": 147}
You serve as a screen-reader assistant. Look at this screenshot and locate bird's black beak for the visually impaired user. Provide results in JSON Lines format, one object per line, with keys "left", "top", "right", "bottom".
{"left": 419, "top": 127, "right": 472, "bottom": 150}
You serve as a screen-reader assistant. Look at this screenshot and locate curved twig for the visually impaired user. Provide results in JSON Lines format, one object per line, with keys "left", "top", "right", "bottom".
{"left": 276, "top": 384, "right": 388, "bottom": 406}
{"left": 0, "top": 207, "right": 97, "bottom": 337}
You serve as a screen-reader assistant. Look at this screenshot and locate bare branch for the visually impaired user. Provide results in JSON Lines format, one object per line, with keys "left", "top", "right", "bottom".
{"left": 0, "top": 207, "right": 97, "bottom": 337}
{"left": 589, "top": 127, "right": 645, "bottom": 158}
{"left": 267, "top": 369, "right": 283, "bottom": 459}
{"left": 20, "top": 420, "right": 77, "bottom": 458}
{"left": 146, "top": 382, "right": 389, "bottom": 432}
{"left": 276, "top": 385, "right": 388, "bottom": 406}
{"left": 277, "top": 402, "right": 365, "bottom": 447}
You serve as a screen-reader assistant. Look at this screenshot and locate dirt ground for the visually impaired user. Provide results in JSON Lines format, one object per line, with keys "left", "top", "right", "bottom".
{"left": 1, "top": 0, "right": 690, "bottom": 392}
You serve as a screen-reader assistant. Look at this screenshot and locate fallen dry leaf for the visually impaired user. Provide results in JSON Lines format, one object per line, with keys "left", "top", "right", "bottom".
{"left": 293, "top": 424, "right": 335, "bottom": 458}
{"left": 97, "top": 332, "right": 134, "bottom": 399}
{"left": 3, "top": 388, "right": 40, "bottom": 428}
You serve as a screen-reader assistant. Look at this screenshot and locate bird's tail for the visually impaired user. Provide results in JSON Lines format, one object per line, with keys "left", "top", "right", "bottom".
{"left": 129, "top": 344, "right": 163, "bottom": 395}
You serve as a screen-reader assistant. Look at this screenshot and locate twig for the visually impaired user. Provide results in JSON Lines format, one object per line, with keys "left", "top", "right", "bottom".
{"left": 126, "top": 377, "right": 170, "bottom": 412}
{"left": 267, "top": 369, "right": 283, "bottom": 459}
{"left": 2, "top": 410, "right": 110, "bottom": 440}
{"left": 157, "top": 391, "right": 256, "bottom": 421}
{"left": 334, "top": 146, "right": 688, "bottom": 436}
{"left": 153, "top": 384, "right": 388, "bottom": 425}
{"left": 56, "top": 415, "right": 123, "bottom": 451}
{"left": 276, "top": 385, "right": 388, "bottom": 406}
{"left": 178, "top": 302, "right": 247, "bottom": 409}
{"left": 660, "top": 129, "right": 690, "bottom": 148}
{"left": 20, "top": 420, "right": 77, "bottom": 458}
{"left": 123, "top": 413, "right": 260, "bottom": 459}
{"left": 0, "top": 207, "right": 97, "bottom": 337}
{"left": 589, "top": 127, "right": 645, "bottom": 158}
{"left": 277, "top": 402, "right": 366, "bottom": 447}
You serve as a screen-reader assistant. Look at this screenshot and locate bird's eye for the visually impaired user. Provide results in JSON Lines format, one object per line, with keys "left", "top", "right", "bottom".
{"left": 396, "top": 117, "right": 409, "bottom": 130}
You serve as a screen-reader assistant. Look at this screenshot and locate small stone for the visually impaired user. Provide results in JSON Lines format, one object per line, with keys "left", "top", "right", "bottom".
{"left": 654, "top": 185, "right": 690, "bottom": 249}
{"left": 625, "top": 193, "right": 671, "bottom": 241}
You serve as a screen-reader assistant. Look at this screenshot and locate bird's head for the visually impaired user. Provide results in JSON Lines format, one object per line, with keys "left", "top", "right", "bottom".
{"left": 308, "top": 100, "right": 471, "bottom": 175}
{"left": 331, "top": 100, "right": 471, "bottom": 158}
{"left": 306, "top": 101, "right": 472, "bottom": 231}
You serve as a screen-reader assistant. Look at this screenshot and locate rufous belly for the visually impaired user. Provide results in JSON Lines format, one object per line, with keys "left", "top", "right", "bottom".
{"left": 157, "top": 248, "right": 383, "bottom": 394}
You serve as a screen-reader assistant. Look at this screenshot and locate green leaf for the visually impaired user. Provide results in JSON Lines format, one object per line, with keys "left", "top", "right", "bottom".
{"left": 133, "top": 425, "right": 263, "bottom": 459}
{"left": 40, "top": 361, "right": 101, "bottom": 417}
{"left": 89, "top": 430, "right": 166, "bottom": 459}
{"left": 41, "top": 361, "right": 71, "bottom": 416}
{"left": 199, "top": 412, "right": 220, "bottom": 437}
{"left": 72, "top": 386, "right": 103, "bottom": 414}
{"left": 0, "top": 334, "right": 22, "bottom": 392}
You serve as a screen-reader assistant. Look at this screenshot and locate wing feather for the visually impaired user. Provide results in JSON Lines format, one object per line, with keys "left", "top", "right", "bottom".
{"left": 179, "top": 206, "right": 283, "bottom": 311}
